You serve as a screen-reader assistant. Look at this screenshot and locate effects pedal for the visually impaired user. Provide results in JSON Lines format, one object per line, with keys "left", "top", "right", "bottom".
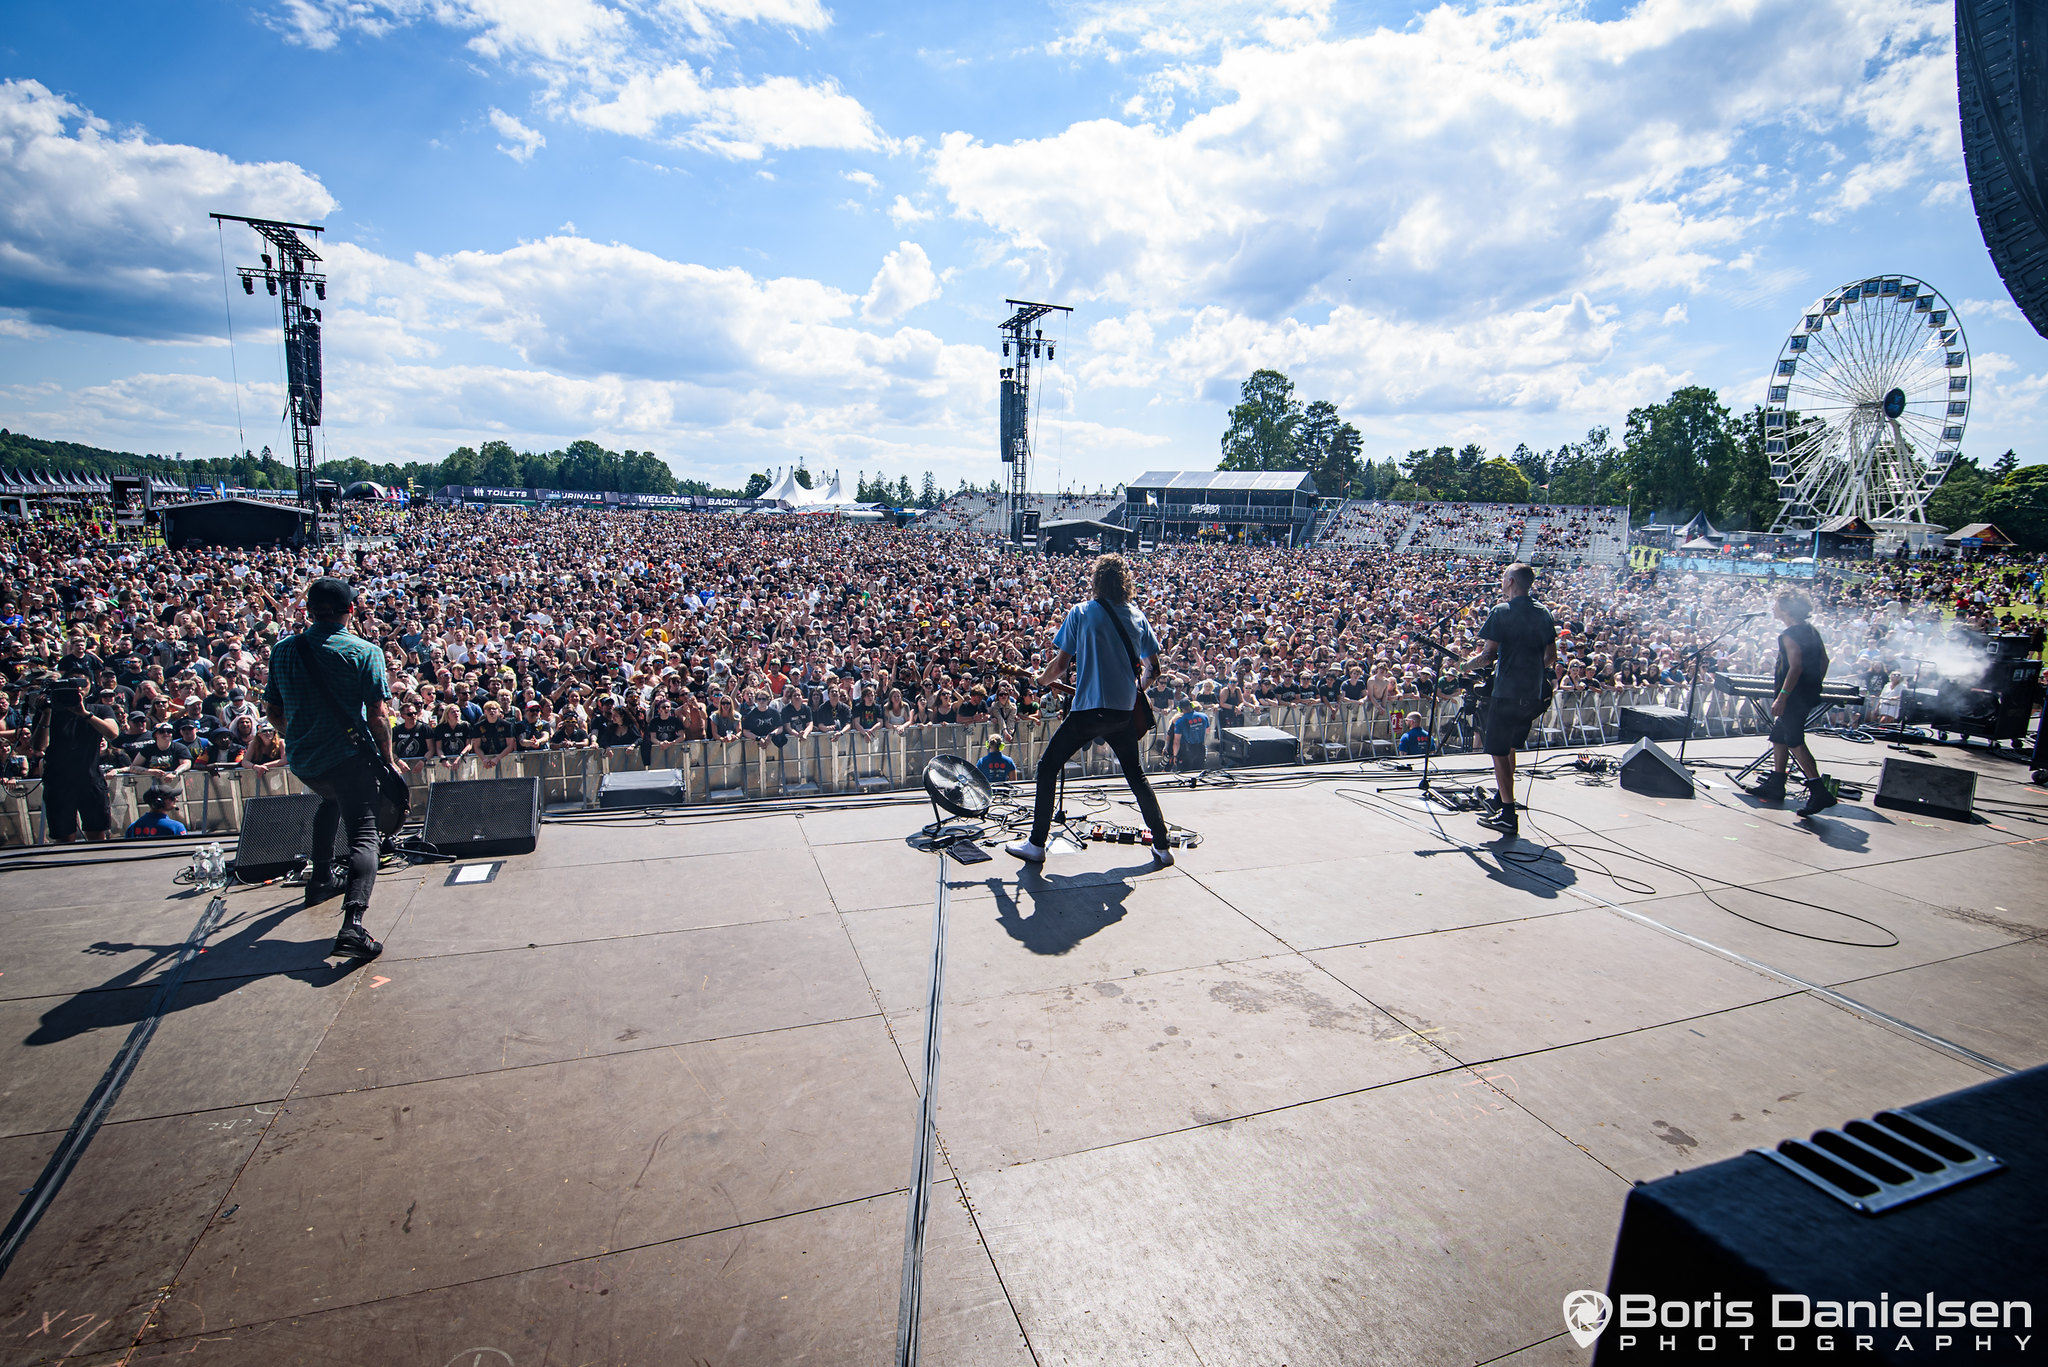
{"left": 1139, "top": 831, "right": 1153, "bottom": 845}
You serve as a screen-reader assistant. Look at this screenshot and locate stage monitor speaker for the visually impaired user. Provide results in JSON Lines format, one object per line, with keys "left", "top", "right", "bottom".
{"left": 421, "top": 776, "right": 542, "bottom": 857}
{"left": 598, "top": 768, "right": 688, "bottom": 809}
{"left": 1619, "top": 703, "right": 1694, "bottom": 743}
{"left": 233, "top": 793, "right": 349, "bottom": 879}
{"left": 1218, "top": 725, "right": 1300, "bottom": 767}
{"left": 1617, "top": 738, "right": 1694, "bottom": 798}
{"left": 1594, "top": 1065, "right": 2044, "bottom": 1364}
{"left": 1873, "top": 756, "right": 1978, "bottom": 822}
{"left": 1958, "top": 0, "right": 2048, "bottom": 338}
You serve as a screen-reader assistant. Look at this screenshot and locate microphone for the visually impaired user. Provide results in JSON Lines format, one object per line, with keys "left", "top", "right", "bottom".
{"left": 1737, "top": 611, "right": 1767, "bottom": 620}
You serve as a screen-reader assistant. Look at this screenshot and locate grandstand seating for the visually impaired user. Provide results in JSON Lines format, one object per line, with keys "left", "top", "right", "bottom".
{"left": 1312, "top": 500, "right": 1628, "bottom": 565}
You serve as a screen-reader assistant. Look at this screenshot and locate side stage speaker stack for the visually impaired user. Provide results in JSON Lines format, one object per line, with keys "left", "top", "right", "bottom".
{"left": 1218, "top": 725, "right": 1299, "bottom": 767}
{"left": 1873, "top": 756, "right": 1978, "bottom": 822}
{"left": 421, "top": 776, "right": 542, "bottom": 857}
{"left": 1617, "top": 738, "right": 1694, "bottom": 798}
{"left": 234, "top": 793, "right": 349, "bottom": 879}
{"left": 1618, "top": 704, "right": 1694, "bottom": 743}
{"left": 1595, "top": 1066, "right": 2044, "bottom": 1364}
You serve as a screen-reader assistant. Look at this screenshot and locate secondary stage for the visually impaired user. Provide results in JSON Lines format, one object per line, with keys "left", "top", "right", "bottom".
{"left": 0, "top": 734, "right": 2042, "bottom": 1365}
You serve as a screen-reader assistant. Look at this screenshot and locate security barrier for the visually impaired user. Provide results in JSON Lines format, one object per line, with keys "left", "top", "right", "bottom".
{"left": 0, "top": 685, "right": 1779, "bottom": 845}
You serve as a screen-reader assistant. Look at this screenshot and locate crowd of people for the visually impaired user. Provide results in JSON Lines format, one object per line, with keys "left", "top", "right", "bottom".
{"left": 0, "top": 497, "right": 2041, "bottom": 837}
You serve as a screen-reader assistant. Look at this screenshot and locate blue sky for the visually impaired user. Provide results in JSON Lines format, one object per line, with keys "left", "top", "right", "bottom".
{"left": 1, "top": 0, "right": 2039, "bottom": 493}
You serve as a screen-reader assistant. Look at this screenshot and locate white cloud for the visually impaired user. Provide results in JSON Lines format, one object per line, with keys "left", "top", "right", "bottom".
{"left": 1961, "top": 297, "right": 2025, "bottom": 327}
{"left": 272, "top": 0, "right": 880, "bottom": 161}
{"left": 936, "top": 0, "right": 1952, "bottom": 321}
{"left": 488, "top": 107, "right": 546, "bottom": 161}
{"left": 842, "top": 169, "right": 879, "bottom": 190}
{"left": 887, "top": 195, "right": 933, "bottom": 226}
{"left": 567, "top": 65, "right": 886, "bottom": 159}
{"left": 0, "top": 79, "right": 337, "bottom": 340}
{"left": 862, "top": 242, "right": 940, "bottom": 324}
{"left": 1662, "top": 303, "right": 1689, "bottom": 326}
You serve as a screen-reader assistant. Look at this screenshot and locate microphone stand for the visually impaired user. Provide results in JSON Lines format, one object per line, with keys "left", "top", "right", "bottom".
{"left": 1676, "top": 611, "right": 1760, "bottom": 767}
{"left": 1376, "top": 614, "right": 1459, "bottom": 806}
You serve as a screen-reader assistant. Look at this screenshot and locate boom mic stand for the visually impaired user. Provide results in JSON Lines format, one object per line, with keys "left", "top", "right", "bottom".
{"left": 1375, "top": 616, "right": 1462, "bottom": 807}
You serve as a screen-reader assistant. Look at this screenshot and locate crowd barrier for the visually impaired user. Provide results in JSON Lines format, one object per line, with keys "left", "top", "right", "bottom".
{"left": 0, "top": 684, "right": 1823, "bottom": 846}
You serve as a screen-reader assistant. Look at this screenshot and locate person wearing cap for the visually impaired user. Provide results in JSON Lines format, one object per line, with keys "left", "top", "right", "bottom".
{"left": 129, "top": 721, "right": 193, "bottom": 777}
{"left": 265, "top": 577, "right": 394, "bottom": 960}
{"left": 1167, "top": 697, "right": 1210, "bottom": 772}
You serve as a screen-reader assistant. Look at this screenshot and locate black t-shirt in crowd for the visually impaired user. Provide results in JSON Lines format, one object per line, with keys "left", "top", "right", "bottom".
{"left": 648, "top": 715, "right": 686, "bottom": 744}
{"left": 476, "top": 719, "right": 515, "bottom": 755}
{"left": 391, "top": 723, "right": 433, "bottom": 759}
{"left": 1478, "top": 595, "right": 1558, "bottom": 703}
{"left": 813, "top": 701, "right": 850, "bottom": 731}
{"left": 431, "top": 721, "right": 472, "bottom": 756}
{"left": 852, "top": 700, "right": 882, "bottom": 728}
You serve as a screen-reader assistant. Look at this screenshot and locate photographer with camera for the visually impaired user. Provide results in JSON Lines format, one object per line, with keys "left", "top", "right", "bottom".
{"left": 30, "top": 677, "right": 120, "bottom": 843}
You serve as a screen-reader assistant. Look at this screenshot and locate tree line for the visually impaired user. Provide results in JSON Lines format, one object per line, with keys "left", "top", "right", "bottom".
{"left": 0, "top": 428, "right": 981, "bottom": 511}
{"left": 1217, "top": 369, "right": 2042, "bottom": 542}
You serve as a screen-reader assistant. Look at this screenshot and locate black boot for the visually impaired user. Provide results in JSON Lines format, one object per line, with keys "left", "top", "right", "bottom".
{"left": 1751, "top": 772, "right": 1788, "bottom": 802}
{"left": 331, "top": 907, "right": 382, "bottom": 959}
{"left": 1797, "top": 776, "right": 1838, "bottom": 818}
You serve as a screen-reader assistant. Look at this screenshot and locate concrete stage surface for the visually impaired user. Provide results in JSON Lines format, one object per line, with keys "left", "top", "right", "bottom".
{"left": 1, "top": 735, "right": 2043, "bottom": 1366}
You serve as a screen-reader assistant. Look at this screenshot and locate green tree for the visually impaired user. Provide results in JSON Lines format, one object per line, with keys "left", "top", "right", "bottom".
{"left": 896, "top": 475, "right": 916, "bottom": 506}
{"left": 1469, "top": 458, "right": 1532, "bottom": 504}
{"left": 1981, "top": 463, "right": 2048, "bottom": 550}
{"left": 477, "top": 440, "right": 522, "bottom": 487}
{"left": 1219, "top": 369, "right": 1303, "bottom": 472}
{"left": 1991, "top": 448, "right": 2019, "bottom": 479}
{"left": 920, "top": 471, "right": 939, "bottom": 507}
{"left": 1720, "top": 406, "right": 1784, "bottom": 530}
{"left": 1619, "top": 386, "right": 1733, "bottom": 519}
{"left": 1296, "top": 399, "right": 1361, "bottom": 496}
{"left": 1926, "top": 455, "right": 1991, "bottom": 533}
{"left": 1510, "top": 443, "right": 1550, "bottom": 495}
{"left": 1401, "top": 446, "right": 1458, "bottom": 498}
{"left": 1546, "top": 427, "right": 1617, "bottom": 506}
{"left": 742, "top": 471, "right": 772, "bottom": 499}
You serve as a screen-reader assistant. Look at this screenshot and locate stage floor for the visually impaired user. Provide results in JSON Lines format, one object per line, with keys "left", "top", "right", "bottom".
{"left": 2, "top": 735, "right": 2043, "bottom": 1366}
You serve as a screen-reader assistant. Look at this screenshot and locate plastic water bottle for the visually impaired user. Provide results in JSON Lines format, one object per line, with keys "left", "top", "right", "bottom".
{"left": 202, "top": 842, "right": 226, "bottom": 885}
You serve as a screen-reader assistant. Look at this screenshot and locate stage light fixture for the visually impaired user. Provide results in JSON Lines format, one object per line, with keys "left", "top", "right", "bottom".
{"left": 262, "top": 254, "right": 272, "bottom": 269}
{"left": 314, "top": 281, "right": 325, "bottom": 300}
{"left": 1047, "top": 346, "right": 1054, "bottom": 358}
{"left": 265, "top": 275, "right": 277, "bottom": 296}
{"left": 1002, "top": 341, "right": 1009, "bottom": 356}
{"left": 241, "top": 276, "right": 254, "bottom": 295}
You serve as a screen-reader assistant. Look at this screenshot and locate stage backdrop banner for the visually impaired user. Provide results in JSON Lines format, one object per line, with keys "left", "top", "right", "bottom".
{"left": 1663, "top": 556, "right": 1818, "bottom": 579}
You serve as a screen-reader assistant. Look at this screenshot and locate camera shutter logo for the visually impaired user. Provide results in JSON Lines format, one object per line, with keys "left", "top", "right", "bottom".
{"left": 1562, "top": 1289, "right": 1613, "bottom": 1349}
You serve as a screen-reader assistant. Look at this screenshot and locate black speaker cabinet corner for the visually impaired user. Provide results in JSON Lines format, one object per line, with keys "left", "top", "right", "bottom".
{"left": 1618, "top": 738, "right": 1695, "bottom": 798}
{"left": 1218, "top": 725, "right": 1300, "bottom": 767}
{"left": 422, "top": 776, "right": 543, "bottom": 858}
{"left": 1595, "top": 1065, "right": 2047, "bottom": 1365}
{"left": 1873, "top": 757, "right": 1978, "bottom": 823}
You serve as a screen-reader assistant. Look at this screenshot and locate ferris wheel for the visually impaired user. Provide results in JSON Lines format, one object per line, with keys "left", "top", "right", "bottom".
{"left": 1764, "top": 274, "right": 1970, "bottom": 531}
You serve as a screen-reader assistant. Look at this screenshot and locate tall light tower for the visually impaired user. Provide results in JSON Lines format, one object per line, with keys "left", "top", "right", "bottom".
{"left": 212, "top": 213, "right": 327, "bottom": 525}
{"left": 998, "top": 298, "right": 1070, "bottom": 543}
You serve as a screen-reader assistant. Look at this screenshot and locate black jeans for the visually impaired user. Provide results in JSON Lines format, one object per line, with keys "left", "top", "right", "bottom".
{"left": 302, "top": 756, "right": 381, "bottom": 912}
{"left": 1029, "top": 708, "right": 1168, "bottom": 847}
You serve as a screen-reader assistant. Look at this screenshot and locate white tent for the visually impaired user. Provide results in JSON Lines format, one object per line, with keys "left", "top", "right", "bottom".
{"left": 765, "top": 466, "right": 826, "bottom": 507}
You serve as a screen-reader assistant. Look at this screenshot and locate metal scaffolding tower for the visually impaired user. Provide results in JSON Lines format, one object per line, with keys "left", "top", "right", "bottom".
{"left": 998, "top": 298, "right": 1070, "bottom": 543}
{"left": 212, "top": 213, "right": 327, "bottom": 528}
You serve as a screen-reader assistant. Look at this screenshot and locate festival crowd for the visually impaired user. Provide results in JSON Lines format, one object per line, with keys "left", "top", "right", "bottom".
{"left": 0, "top": 502, "right": 2041, "bottom": 795}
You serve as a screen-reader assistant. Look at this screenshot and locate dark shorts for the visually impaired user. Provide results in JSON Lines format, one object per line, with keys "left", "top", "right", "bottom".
{"left": 43, "top": 771, "right": 112, "bottom": 839}
{"left": 1769, "top": 693, "right": 1821, "bottom": 747}
{"left": 1483, "top": 697, "right": 1543, "bottom": 756}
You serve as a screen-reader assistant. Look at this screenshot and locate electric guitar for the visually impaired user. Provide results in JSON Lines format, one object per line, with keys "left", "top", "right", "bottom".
{"left": 990, "top": 661, "right": 1075, "bottom": 717}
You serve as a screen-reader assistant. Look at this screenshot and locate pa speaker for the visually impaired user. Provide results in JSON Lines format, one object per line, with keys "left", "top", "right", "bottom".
{"left": 1958, "top": 0, "right": 2048, "bottom": 337}
{"left": 1619, "top": 704, "right": 1694, "bottom": 742}
{"left": 1618, "top": 738, "right": 1694, "bottom": 798}
{"left": 1219, "top": 725, "right": 1300, "bottom": 767}
{"left": 1874, "top": 756, "right": 1978, "bottom": 822}
{"left": 421, "top": 776, "right": 542, "bottom": 857}
{"left": 1595, "top": 1066, "right": 2045, "bottom": 1365}
{"left": 233, "top": 793, "right": 348, "bottom": 879}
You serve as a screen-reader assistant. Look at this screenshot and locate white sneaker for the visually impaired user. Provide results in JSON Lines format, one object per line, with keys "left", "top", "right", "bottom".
{"left": 1150, "top": 845, "right": 1175, "bottom": 868}
{"left": 1004, "top": 839, "right": 1046, "bottom": 863}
